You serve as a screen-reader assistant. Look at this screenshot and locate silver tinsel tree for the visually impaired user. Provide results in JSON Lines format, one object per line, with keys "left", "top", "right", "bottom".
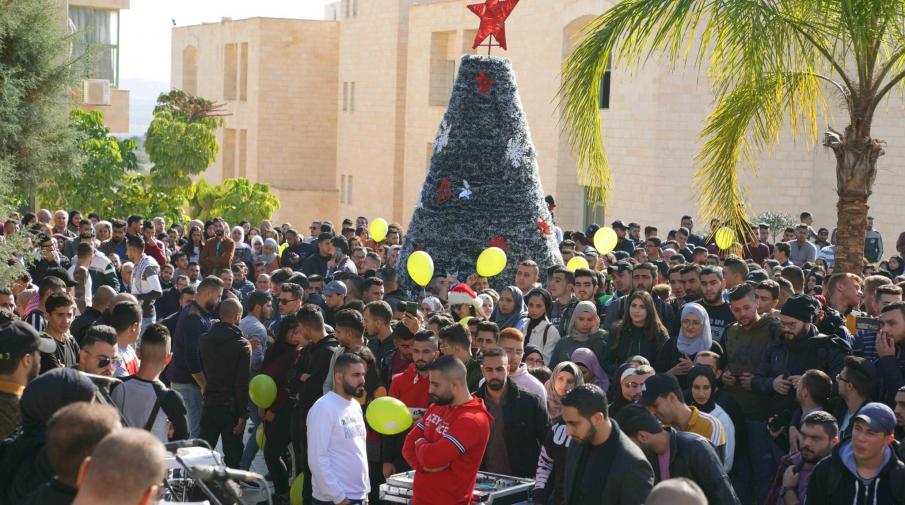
{"left": 398, "top": 54, "right": 563, "bottom": 294}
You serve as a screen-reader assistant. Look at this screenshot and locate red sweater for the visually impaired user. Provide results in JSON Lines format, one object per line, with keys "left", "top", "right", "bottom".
{"left": 402, "top": 396, "right": 492, "bottom": 505}
{"left": 388, "top": 364, "right": 430, "bottom": 409}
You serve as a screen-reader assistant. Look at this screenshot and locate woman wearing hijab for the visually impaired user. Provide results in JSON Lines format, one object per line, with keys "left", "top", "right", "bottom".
{"left": 257, "top": 238, "right": 281, "bottom": 277}
{"left": 887, "top": 255, "right": 904, "bottom": 277}
{"left": 608, "top": 363, "right": 655, "bottom": 417}
{"left": 549, "top": 301, "right": 607, "bottom": 367}
{"left": 570, "top": 347, "right": 609, "bottom": 392}
{"left": 535, "top": 362, "right": 584, "bottom": 505}
{"left": 477, "top": 293, "right": 495, "bottom": 319}
{"left": 490, "top": 285, "right": 527, "bottom": 331}
{"left": 0, "top": 368, "right": 97, "bottom": 504}
{"left": 231, "top": 226, "right": 255, "bottom": 274}
{"left": 524, "top": 344, "right": 545, "bottom": 369}
{"left": 686, "top": 365, "right": 736, "bottom": 472}
{"left": 656, "top": 302, "right": 722, "bottom": 386}
{"left": 605, "top": 291, "right": 669, "bottom": 375}
{"left": 420, "top": 296, "right": 444, "bottom": 315}
{"left": 522, "top": 288, "right": 561, "bottom": 364}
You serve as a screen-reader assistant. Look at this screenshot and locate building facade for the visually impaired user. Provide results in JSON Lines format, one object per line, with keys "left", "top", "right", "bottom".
{"left": 68, "top": 0, "right": 131, "bottom": 133}
{"left": 171, "top": 0, "right": 905, "bottom": 245}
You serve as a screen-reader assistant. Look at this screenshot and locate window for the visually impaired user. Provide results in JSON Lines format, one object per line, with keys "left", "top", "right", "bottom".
{"left": 343, "top": 0, "right": 358, "bottom": 18}
{"left": 223, "top": 129, "right": 237, "bottom": 179}
{"left": 342, "top": 82, "right": 348, "bottom": 111}
{"left": 68, "top": 7, "right": 120, "bottom": 85}
{"left": 347, "top": 175, "right": 353, "bottom": 204}
{"left": 429, "top": 31, "right": 456, "bottom": 106}
{"left": 340, "top": 175, "right": 353, "bottom": 204}
{"left": 182, "top": 46, "right": 198, "bottom": 95}
{"left": 238, "top": 130, "right": 247, "bottom": 178}
{"left": 239, "top": 43, "right": 248, "bottom": 101}
{"left": 350, "top": 82, "right": 355, "bottom": 112}
{"left": 342, "top": 82, "right": 355, "bottom": 112}
{"left": 224, "top": 43, "right": 238, "bottom": 100}
{"left": 599, "top": 57, "right": 612, "bottom": 109}
{"left": 583, "top": 187, "right": 605, "bottom": 229}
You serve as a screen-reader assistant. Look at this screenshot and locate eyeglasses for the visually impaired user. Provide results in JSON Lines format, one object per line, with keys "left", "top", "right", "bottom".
{"left": 279, "top": 298, "right": 299, "bottom": 305}
{"left": 97, "top": 356, "right": 123, "bottom": 368}
{"left": 836, "top": 373, "right": 849, "bottom": 384}
{"left": 681, "top": 319, "right": 702, "bottom": 327}
{"left": 623, "top": 381, "right": 643, "bottom": 388}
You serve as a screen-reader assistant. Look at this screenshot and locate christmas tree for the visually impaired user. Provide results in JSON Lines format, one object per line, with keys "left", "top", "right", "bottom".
{"left": 397, "top": 54, "right": 563, "bottom": 294}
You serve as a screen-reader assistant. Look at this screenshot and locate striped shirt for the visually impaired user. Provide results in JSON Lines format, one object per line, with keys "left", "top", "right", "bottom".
{"left": 685, "top": 405, "right": 726, "bottom": 450}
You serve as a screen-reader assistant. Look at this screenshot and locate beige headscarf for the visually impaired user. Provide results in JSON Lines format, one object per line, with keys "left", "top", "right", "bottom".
{"left": 544, "top": 361, "right": 584, "bottom": 418}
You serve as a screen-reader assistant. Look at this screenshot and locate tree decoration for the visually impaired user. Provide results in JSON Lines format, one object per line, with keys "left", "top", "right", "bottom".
{"left": 467, "top": 0, "right": 520, "bottom": 52}
{"left": 397, "top": 55, "right": 562, "bottom": 293}
{"left": 433, "top": 119, "right": 451, "bottom": 154}
{"left": 475, "top": 71, "right": 496, "bottom": 94}
{"left": 537, "top": 219, "right": 551, "bottom": 237}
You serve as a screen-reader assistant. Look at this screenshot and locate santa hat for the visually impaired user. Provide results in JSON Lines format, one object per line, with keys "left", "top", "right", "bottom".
{"left": 448, "top": 283, "right": 478, "bottom": 308}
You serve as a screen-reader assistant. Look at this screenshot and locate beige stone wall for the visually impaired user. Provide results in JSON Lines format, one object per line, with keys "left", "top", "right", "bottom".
{"left": 78, "top": 88, "right": 130, "bottom": 133}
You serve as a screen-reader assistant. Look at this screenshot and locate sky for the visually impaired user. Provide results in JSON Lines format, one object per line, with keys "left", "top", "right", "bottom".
{"left": 119, "top": 0, "right": 333, "bottom": 134}
{"left": 120, "top": 0, "right": 333, "bottom": 82}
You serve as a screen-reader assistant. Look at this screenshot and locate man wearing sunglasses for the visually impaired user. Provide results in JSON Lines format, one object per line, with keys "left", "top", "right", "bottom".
{"left": 78, "top": 325, "right": 120, "bottom": 377}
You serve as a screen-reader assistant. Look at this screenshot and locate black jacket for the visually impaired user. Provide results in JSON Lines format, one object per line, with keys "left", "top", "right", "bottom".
{"left": 199, "top": 322, "right": 251, "bottom": 413}
{"left": 292, "top": 334, "right": 339, "bottom": 415}
{"left": 806, "top": 440, "right": 905, "bottom": 505}
{"left": 562, "top": 419, "right": 653, "bottom": 505}
{"left": 651, "top": 429, "right": 740, "bottom": 505}
{"left": 475, "top": 381, "right": 549, "bottom": 478}
{"left": 70, "top": 307, "right": 104, "bottom": 346}
{"left": 753, "top": 325, "right": 851, "bottom": 416}
{"left": 301, "top": 253, "right": 330, "bottom": 277}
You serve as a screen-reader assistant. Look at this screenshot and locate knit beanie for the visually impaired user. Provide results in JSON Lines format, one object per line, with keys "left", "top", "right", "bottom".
{"left": 780, "top": 294, "right": 821, "bottom": 323}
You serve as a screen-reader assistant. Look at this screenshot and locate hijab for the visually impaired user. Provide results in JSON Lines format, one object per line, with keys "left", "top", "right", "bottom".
{"left": 686, "top": 365, "right": 718, "bottom": 412}
{"left": 421, "top": 296, "right": 444, "bottom": 314}
{"left": 567, "top": 301, "right": 599, "bottom": 339}
{"left": 524, "top": 344, "right": 544, "bottom": 364}
{"left": 232, "top": 226, "right": 248, "bottom": 248}
{"left": 490, "top": 285, "right": 527, "bottom": 330}
{"left": 261, "top": 238, "right": 279, "bottom": 265}
{"left": 889, "top": 255, "right": 905, "bottom": 276}
{"left": 676, "top": 302, "right": 713, "bottom": 356}
{"left": 544, "top": 361, "right": 584, "bottom": 418}
{"left": 524, "top": 288, "right": 553, "bottom": 338}
{"left": 571, "top": 347, "right": 609, "bottom": 392}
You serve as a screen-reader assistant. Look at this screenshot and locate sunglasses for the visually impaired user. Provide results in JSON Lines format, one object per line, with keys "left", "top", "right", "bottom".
{"left": 279, "top": 298, "right": 299, "bottom": 305}
{"left": 97, "top": 356, "right": 123, "bottom": 368}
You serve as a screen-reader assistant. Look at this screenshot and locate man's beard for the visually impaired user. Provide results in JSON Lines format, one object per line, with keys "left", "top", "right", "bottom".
{"left": 342, "top": 380, "right": 365, "bottom": 398}
{"left": 27, "top": 358, "right": 39, "bottom": 382}
{"left": 414, "top": 360, "right": 430, "bottom": 372}
{"left": 799, "top": 446, "right": 823, "bottom": 464}
{"left": 576, "top": 423, "right": 598, "bottom": 445}
{"left": 430, "top": 392, "right": 453, "bottom": 406}
{"left": 487, "top": 379, "right": 505, "bottom": 391}
{"left": 203, "top": 299, "right": 218, "bottom": 313}
{"left": 703, "top": 292, "right": 722, "bottom": 304}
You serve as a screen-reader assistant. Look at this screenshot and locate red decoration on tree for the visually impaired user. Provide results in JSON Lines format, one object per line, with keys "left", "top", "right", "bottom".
{"left": 475, "top": 72, "right": 496, "bottom": 95}
{"left": 436, "top": 177, "right": 452, "bottom": 204}
{"left": 486, "top": 235, "right": 510, "bottom": 252}
{"left": 467, "top": 0, "right": 520, "bottom": 51}
{"left": 537, "top": 219, "right": 551, "bottom": 237}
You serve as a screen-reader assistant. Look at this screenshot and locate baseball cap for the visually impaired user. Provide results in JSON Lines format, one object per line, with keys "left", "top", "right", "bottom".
{"left": 854, "top": 402, "right": 896, "bottom": 434}
{"left": 607, "top": 260, "right": 634, "bottom": 275}
{"left": 611, "top": 220, "right": 628, "bottom": 230}
{"left": 0, "top": 318, "right": 57, "bottom": 360}
{"left": 745, "top": 270, "right": 770, "bottom": 285}
{"left": 613, "top": 404, "right": 664, "bottom": 437}
{"left": 638, "top": 373, "right": 682, "bottom": 407}
{"left": 44, "top": 267, "right": 78, "bottom": 287}
{"left": 323, "top": 280, "right": 348, "bottom": 297}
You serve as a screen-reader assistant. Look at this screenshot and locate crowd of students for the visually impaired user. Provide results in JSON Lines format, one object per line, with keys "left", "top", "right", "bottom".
{"left": 2, "top": 206, "right": 905, "bottom": 505}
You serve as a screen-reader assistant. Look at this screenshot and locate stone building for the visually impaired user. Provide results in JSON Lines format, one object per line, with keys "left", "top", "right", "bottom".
{"left": 171, "top": 0, "right": 905, "bottom": 246}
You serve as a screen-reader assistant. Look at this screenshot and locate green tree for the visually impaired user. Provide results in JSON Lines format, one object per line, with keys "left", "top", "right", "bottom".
{"left": 756, "top": 211, "right": 799, "bottom": 243}
{"left": 188, "top": 178, "right": 281, "bottom": 226}
{"left": 561, "top": 0, "right": 905, "bottom": 273}
{"left": 37, "top": 110, "right": 138, "bottom": 215}
{"left": 0, "top": 0, "right": 83, "bottom": 201}
{"left": 0, "top": 160, "right": 29, "bottom": 287}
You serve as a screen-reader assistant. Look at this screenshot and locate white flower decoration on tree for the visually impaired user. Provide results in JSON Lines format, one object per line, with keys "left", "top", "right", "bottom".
{"left": 459, "top": 180, "right": 473, "bottom": 199}
{"left": 433, "top": 119, "right": 451, "bottom": 154}
{"left": 505, "top": 136, "right": 530, "bottom": 168}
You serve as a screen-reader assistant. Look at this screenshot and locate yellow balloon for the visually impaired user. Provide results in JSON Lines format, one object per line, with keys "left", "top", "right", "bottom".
{"left": 370, "top": 218, "right": 389, "bottom": 243}
{"left": 290, "top": 474, "right": 305, "bottom": 505}
{"left": 255, "top": 423, "right": 266, "bottom": 450}
{"left": 566, "top": 256, "right": 590, "bottom": 271}
{"left": 459, "top": 316, "right": 472, "bottom": 328}
{"left": 407, "top": 251, "right": 434, "bottom": 287}
{"left": 476, "top": 247, "right": 507, "bottom": 277}
{"left": 593, "top": 227, "right": 619, "bottom": 254}
{"left": 365, "top": 396, "right": 413, "bottom": 435}
{"left": 715, "top": 227, "right": 737, "bottom": 250}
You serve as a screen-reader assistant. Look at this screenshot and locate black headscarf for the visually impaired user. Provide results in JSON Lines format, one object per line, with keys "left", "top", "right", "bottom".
{"left": 685, "top": 365, "right": 718, "bottom": 413}
{"left": 524, "top": 288, "right": 553, "bottom": 338}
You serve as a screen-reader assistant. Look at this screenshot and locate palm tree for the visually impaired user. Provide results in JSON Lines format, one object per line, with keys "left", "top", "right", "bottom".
{"left": 560, "top": 0, "right": 904, "bottom": 274}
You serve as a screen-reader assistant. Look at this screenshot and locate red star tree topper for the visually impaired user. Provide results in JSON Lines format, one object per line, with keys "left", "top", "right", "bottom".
{"left": 468, "top": 0, "right": 520, "bottom": 51}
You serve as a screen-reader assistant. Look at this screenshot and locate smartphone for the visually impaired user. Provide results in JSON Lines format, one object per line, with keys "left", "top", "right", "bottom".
{"left": 404, "top": 301, "right": 418, "bottom": 315}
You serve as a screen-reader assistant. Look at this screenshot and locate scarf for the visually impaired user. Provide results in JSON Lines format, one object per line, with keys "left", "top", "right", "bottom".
{"left": 571, "top": 347, "right": 609, "bottom": 391}
{"left": 131, "top": 254, "right": 155, "bottom": 295}
{"left": 525, "top": 288, "right": 553, "bottom": 338}
{"left": 676, "top": 302, "right": 713, "bottom": 356}
{"left": 545, "top": 362, "right": 584, "bottom": 418}
{"left": 567, "top": 300, "right": 598, "bottom": 340}
{"left": 490, "top": 285, "right": 527, "bottom": 330}
{"left": 260, "top": 238, "right": 279, "bottom": 265}
{"left": 686, "top": 365, "right": 718, "bottom": 412}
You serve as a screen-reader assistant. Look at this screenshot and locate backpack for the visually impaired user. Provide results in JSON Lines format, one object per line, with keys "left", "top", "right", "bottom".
{"left": 111, "top": 377, "right": 174, "bottom": 431}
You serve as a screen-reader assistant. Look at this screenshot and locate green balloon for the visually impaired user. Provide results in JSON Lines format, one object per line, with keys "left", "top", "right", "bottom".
{"left": 290, "top": 474, "right": 305, "bottom": 505}
{"left": 255, "top": 423, "right": 266, "bottom": 450}
{"left": 249, "top": 374, "right": 277, "bottom": 409}
{"left": 365, "top": 396, "right": 413, "bottom": 435}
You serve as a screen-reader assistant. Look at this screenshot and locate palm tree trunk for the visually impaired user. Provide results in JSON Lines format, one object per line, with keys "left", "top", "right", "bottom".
{"left": 824, "top": 123, "right": 884, "bottom": 274}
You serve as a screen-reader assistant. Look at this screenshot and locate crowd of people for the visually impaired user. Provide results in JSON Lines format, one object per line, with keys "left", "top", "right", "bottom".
{"left": 2, "top": 205, "right": 905, "bottom": 505}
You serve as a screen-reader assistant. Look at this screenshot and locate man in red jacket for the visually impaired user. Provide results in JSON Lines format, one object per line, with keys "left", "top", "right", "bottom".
{"left": 402, "top": 355, "right": 491, "bottom": 505}
{"left": 384, "top": 330, "right": 439, "bottom": 477}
